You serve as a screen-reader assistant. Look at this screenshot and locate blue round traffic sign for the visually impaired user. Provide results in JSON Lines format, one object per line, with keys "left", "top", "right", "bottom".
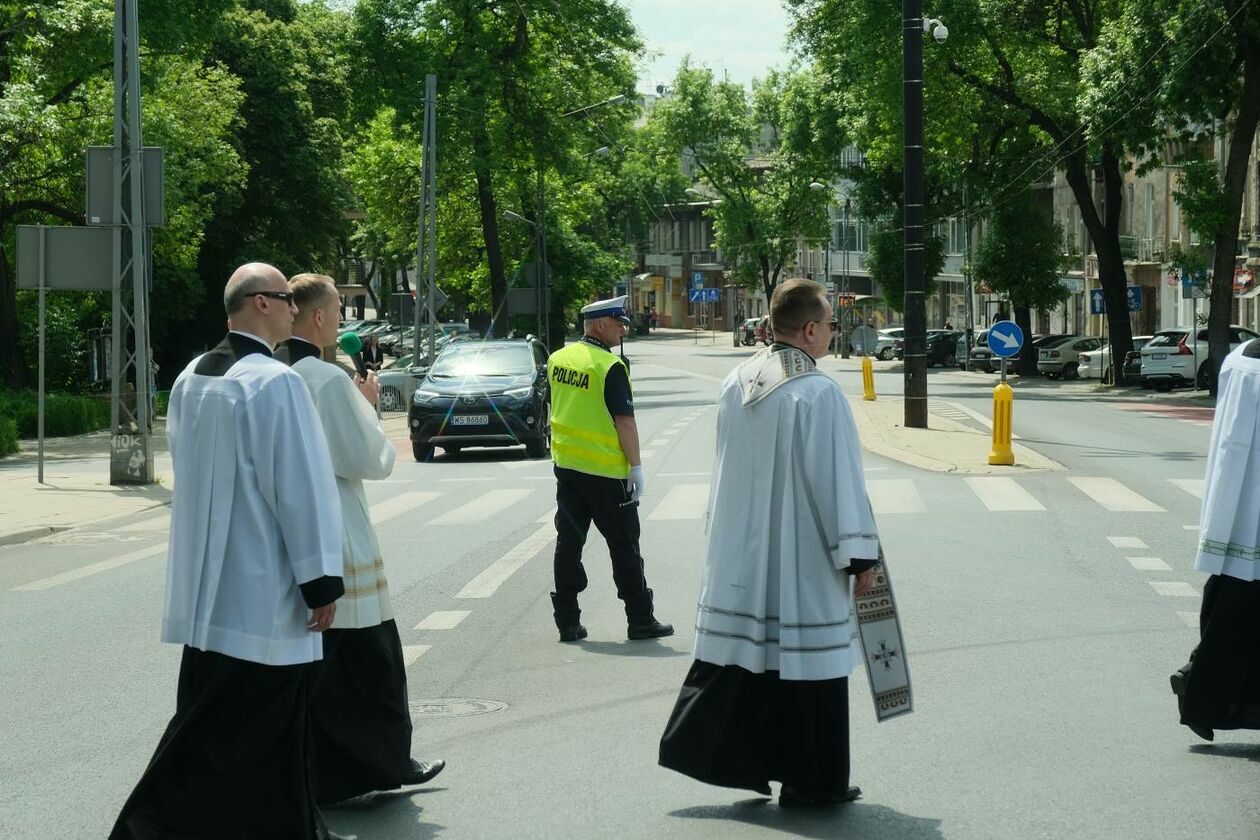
{"left": 987, "top": 321, "right": 1024, "bottom": 358}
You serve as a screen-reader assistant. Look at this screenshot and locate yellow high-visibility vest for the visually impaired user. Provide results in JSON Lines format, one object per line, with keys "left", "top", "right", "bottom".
{"left": 548, "top": 341, "right": 631, "bottom": 478}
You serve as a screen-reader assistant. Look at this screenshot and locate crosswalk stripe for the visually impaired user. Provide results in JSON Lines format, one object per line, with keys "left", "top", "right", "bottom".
{"left": 430, "top": 489, "right": 533, "bottom": 525}
{"left": 647, "top": 483, "right": 709, "bottom": 521}
{"left": 867, "top": 479, "right": 926, "bottom": 514}
{"left": 1108, "top": 536, "right": 1149, "bottom": 549}
{"left": 1127, "top": 556, "right": 1171, "bottom": 571}
{"left": 1068, "top": 478, "right": 1164, "bottom": 512}
{"left": 503, "top": 460, "right": 538, "bottom": 469}
{"left": 371, "top": 492, "right": 441, "bottom": 524}
{"left": 641, "top": 449, "right": 659, "bottom": 460}
{"left": 1177, "top": 612, "right": 1198, "bottom": 628}
{"left": 963, "top": 477, "right": 1044, "bottom": 511}
{"left": 414, "top": 610, "right": 471, "bottom": 630}
{"left": 1168, "top": 479, "right": 1205, "bottom": 500}
{"left": 537, "top": 506, "right": 556, "bottom": 524}
{"left": 456, "top": 523, "right": 554, "bottom": 598}
{"left": 402, "top": 645, "right": 431, "bottom": 666}
{"left": 1149, "top": 581, "right": 1199, "bottom": 597}
{"left": 11, "top": 544, "right": 166, "bottom": 592}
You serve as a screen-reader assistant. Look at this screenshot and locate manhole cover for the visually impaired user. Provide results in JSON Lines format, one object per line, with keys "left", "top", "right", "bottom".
{"left": 409, "top": 698, "right": 507, "bottom": 719}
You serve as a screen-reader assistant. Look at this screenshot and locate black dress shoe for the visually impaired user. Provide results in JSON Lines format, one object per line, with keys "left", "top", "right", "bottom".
{"left": 627, "top": 619, "right": 674, "bottom": 639}
{"left": 558, "top": 623, "right": 588, "bottom": 642}
{"left": 324, "top": 832, "right": 357, "bottom": 840}
{"left": 398, "top": 757, "right": 446, "bottom": 785}
{"left": 779, "top": 784, "right": 861, "bottom": 807}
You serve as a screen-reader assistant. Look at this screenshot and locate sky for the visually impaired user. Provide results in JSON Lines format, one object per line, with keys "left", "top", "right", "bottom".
{"left": 617, "top": 0, "right": 796, "bottom": 93}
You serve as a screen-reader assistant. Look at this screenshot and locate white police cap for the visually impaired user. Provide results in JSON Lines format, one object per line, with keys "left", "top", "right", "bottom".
{"left": 581, "top": 295, "right": 632, "bottom": 325}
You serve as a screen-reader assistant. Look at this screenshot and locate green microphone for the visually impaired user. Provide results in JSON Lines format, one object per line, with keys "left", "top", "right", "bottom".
{"left": 338, "top": 331, "right": 367, "bottom": 377}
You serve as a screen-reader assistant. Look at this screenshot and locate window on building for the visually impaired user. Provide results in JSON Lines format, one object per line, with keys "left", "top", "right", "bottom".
{"left": 949, "top": 217, "right": 966, "bottom": 255}
{"left": 1171, "top": 199, "right": 1182, "bottom": 244}
{"left": 1145, "top": 183, "right": 1155, "bottom": 241}
{"left": 1125, "top": 184, "right": 1135, "bottom": 235}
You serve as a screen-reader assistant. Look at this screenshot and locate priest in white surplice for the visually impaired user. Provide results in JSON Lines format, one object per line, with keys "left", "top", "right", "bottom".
{"left": 277, "top": 274, "right": 445, "bottom": 804}
{"left": 659, "top": 278, "right": 879, "bottom": 807}
{"left": 1171, "top": 337, "right": 1260, "bottom": 740}
{"left": 111, "top": 263, "right": 349, "bottom": 840}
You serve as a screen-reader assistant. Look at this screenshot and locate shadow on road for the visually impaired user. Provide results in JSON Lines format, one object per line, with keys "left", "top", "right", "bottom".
{"left": 576, "top": 640, "right": 689, "bottom": 658}
{"left": 324, "top": 788, "right": 446, "bottom": 840}
{"left": 1190, "top": 742, "right": 1260, "bottom": 763}
{"left": 669, "top": 798, "right": 945, "bottom": 839}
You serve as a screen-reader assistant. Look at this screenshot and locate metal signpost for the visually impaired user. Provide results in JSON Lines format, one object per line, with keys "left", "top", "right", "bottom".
{"left": 987, "top": 320, "right": 1024, "bottom": 382}
{"left": 415, "top": 74, "right": 438, "bottom": 367}
{"left": 688, "top": 287, "right": 719, "bottom": 344}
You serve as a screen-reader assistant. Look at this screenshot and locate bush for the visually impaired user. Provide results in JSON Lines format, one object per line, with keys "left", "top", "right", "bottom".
{"left": 0, "top": 391, "right": 111, "bottom": 438}
{"left": 0, "top": 418, "right": 17, "bottom": 457}
{"left": 155, "top": 390, "right": 171, "bottom": 417}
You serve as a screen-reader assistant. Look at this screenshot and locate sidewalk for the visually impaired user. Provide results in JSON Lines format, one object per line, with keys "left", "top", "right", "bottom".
{"left": 0, "top": 422, "right": 173, "bottom": 546}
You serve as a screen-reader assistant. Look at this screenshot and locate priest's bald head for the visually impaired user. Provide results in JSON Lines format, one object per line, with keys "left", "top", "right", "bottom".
{"left": 289, "top": 273, "right": 342, "bottom": 348}
{"left": 771, "top": 278, "right": 835, "bottom": 359}
{"left": 224, "top": 262, "right": 297, "bottom": 346}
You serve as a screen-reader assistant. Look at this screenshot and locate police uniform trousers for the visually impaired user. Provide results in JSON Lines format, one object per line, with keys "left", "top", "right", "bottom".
{"left": 552, "top": 466, "right": 652, "bottom": 621}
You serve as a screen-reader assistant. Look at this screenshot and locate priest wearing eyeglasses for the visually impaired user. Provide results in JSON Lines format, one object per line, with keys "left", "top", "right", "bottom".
{"left": 111, "top": 263, "right": 352, "bottom": 840}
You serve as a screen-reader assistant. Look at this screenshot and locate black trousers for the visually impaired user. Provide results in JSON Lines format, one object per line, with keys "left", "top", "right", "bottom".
{"left": 1180, "top": 574, "right": 1260, "bottom": 731}
{"left": 553, "top": 466, "right": 652, "bottom": 621}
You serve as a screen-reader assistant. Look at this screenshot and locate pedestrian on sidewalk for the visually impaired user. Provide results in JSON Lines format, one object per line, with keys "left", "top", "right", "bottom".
{"left": 1171, "top": 337, "right": 1260, "bottom": 741}
{"left": 362, "top": 335, "right": 385, "bottom": 372}
{"left": 278, "top": 274, "right": 446, "bottom": 805}
{"left": 111, "top": 263, "right": 352, "bottom": 840}
{"left": 650, "top": 306, "right": 659, "bottom": 330}
{"left": 546, "top": 294, "right": 673, "bottom": 643}
{"left": 658, "top": 278, "right": 883, "bottom": 807}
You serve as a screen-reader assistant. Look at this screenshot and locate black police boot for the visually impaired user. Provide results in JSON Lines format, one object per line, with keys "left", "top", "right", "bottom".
{"left": 551, "top": 592, "right": 587, "bottom": 642}
{"left": 627, "top": 588, "right": 674, "bottom": 640}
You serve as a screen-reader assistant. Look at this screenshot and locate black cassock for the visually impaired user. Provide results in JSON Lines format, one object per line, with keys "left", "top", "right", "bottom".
{"left": 1177, "top": 575, "right": 1260, "bottom": 733}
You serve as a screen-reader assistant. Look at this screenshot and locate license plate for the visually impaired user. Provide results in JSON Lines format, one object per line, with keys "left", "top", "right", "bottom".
{"left": 1152, "top": 353, "right": 1167, "bottom": 360}
{"left": 450, "top": 414, "right": 489, "bottom": 426}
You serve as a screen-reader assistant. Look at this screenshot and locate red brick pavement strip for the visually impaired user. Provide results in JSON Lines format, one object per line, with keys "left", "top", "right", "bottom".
{"left": 1117, "top": 402, "right": 1215, "bottom": 427}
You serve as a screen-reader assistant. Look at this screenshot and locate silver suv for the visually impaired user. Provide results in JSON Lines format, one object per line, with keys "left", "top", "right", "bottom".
{"left": 1140, "top": 325, "right": 1259, "bottom": 391}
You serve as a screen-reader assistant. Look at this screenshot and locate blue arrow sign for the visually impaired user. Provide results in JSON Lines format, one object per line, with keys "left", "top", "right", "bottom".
{"left": 987, "top": 321, "right": 1024, "bottom": 358}
{"left": 689, "top": 287, "right": 719, "bottom": 303}
{"left": 1089, "top": 289, "right": 1107, "bottom": 315}
{"left": 1127, "top": 285, "right": 1142, "bottom": 312}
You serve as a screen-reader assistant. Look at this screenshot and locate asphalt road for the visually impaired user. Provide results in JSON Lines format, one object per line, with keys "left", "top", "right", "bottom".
{"left": 1, "top": 336, "right": 1256, "bottom": 840}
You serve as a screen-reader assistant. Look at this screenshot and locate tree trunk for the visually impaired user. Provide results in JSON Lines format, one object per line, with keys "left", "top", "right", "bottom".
{"left": 0, "top": 242, "right": 20, "bottom": 388}
{"left": 1062, "top": 144, "right": 1134, "bottom": 382}
{"left": 473, "top": 126, "right": 508, "bottom": 338}
{"left": 1207, "top": 56, "right": 1260, "bottom": 395}
{"left": 1014, "top": 305, "right": 1037, "bottom": 376}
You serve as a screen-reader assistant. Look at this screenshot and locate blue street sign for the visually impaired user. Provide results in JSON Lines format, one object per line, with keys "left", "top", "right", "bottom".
{"left": 1089, "top": 289, "right": 1107, "bottom": 315}
{"left": 987, "top": 321, "right": 1024, "bottom": 358}
{"left": 688, "top": 287, "right": 720, "bottom": 303}
{"left": 1126, "top": 285, "right": 1142, "bottom": 312}
{"left": 691, "top": 271, "right": 705, "bottom": 288}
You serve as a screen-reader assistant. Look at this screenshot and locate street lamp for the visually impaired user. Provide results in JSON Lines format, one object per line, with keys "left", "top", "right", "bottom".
{"left": 902, "top": 8, "right": 948, "bottom": 428}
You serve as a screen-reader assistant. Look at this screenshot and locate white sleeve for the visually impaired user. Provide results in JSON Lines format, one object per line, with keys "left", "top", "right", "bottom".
{"left": 798, "top": 386, "right": 881, "bottom": 569}
{"left": 253, "top": 372, "right": 344, "bottom": 585}
{"left": 311, "top": 373, "right": 396, "bottom": 482}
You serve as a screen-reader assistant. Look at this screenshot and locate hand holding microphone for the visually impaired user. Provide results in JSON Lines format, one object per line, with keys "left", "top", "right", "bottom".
{"left": 338, "top": 331, "right": 368, "bottom": 378}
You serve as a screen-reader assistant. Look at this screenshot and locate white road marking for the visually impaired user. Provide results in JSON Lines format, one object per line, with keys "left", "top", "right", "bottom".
{"left": 1107, "top": 536, "right": 1149, "bottom": 550}
{"left": 657, "top": 471, "right": 710, "bottom": 477}
{"left": 440, "top": 477, "right": 498, "bottom": 482}
{"left": 1126, "top": 556, "right": 1172, "bottom": 571}
{"left": 414, "top": 610, "right": 471, "bottom": 630}
{"left": 640, "top": 449, "right": 659, "bottom": 460}
{"left": 504, "top": 460, "right": 539, "bottom": 470}
{"left": 867, "top": 479, "right": 926, "bottom": 514}
{"left": 537, "top": 506, "right": 557, "bottom": 524}
{"left": 1149, "top": 581, "right": 1199, "bottom": 597}
{"left": 431, "top": 489, "right": 533, "bottom": 525}
{"left": 11, "top": 544, "right": 165, "bottom": 592}
{"left": 963, "top": 477, "right": 1044, "bottom": 511}
{"left": 1183, "top": 524, "right": 1199, "bottom": 531}
{"left": 1068, "top": 478, "right": 1164, "bottom": 512}
{"left": 1177, "top": 612, "right": 1198, "bottom": 628}
{"left": 941, "top": 401, "right": 1022, "bottom": 439}
{"left": 402, "top": 645, "right": 431, "bottom": 666}
{"left": 1168, "top": 479, "right": 1205, "bottom": 500}
{"left": 456, "top": 523, "right": 555, "bottom": 599}
{"left": 648, "top": 483, "right": 710, "bottom": 521}
{"left": 113, "top": 515, "right": 171, "bottom": 533}
{"left": 371, "top": 492, "right": 441, "bottom": 524}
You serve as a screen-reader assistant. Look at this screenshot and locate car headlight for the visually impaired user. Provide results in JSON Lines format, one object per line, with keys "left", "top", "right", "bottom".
{"left": 413, "top": 389, "right": 442, "bottom": 403}
{"left": 503, "top": 385, "right": 534, "bottom": 400}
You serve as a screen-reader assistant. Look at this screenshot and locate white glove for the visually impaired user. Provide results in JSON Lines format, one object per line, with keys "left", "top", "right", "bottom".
{"left": 627, "top": 465, "right": 646, "bottom": 503}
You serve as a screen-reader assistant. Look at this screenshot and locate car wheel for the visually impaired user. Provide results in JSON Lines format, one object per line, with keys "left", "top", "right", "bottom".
{"left": 1062, "top": 362, "right": 1079, "bottom": 380}
{"left": 379, "top": 387, "right": 401, "bottom": 412}
{"left": 526, "top": 405, "right": 551, "bottom": 459}
{"left": 1152, "top": 380, "right": 1173, "bottom": 393}
{"left": 1196, "top": 362, "right": 1213, "bottom": 390}
{"left": 442, "top": 445, "right": 462, "bottom": 455}
{"left": 878, "top": 348, "right": 892, "bottom": 360}
{"left": 412, "top": 441, "right": 434, "bottom": 462}
{"left": 1045, "top": 372, "right": 1059, "bottom": 380}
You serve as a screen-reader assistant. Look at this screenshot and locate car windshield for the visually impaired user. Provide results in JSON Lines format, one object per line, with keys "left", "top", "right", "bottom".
{"left": 429, "top": 344, "right": 533, "bottom": 377}
{"left": 1146, "top": 331, "right": 1186, "bottom": 348}
{"left": 386, "top": 355, "right": 412, "bottom": 369}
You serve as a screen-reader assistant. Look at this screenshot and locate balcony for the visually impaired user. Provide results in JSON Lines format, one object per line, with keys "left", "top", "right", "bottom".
{"left": 691, "top": 249, "right": 723, "bottom": 268}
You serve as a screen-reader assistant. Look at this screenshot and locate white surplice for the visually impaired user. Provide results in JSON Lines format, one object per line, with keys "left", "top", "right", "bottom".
{"left": 291, "top": 356, "right": 397, "bottom": 629}
{"left": 694, "top": 347, "right": 880, "bottom": 681}
{"left": 161, "top": 354, "right": 343, "bottom": 666}
{"left": 1196, "top": 340, "right": 1260, "bottom": 581}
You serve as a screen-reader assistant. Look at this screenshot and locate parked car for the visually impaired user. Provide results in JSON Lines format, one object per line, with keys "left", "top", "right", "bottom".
{"left": 957, "top": 329, "right": 986, "bottom": 367}
{"left": 1140, "top": 325, "right": 1260, "bottom": 391}
{"left": 408, "top": 338, "right": 551, "bottom": 460}
{"left": 377, "top": 354, "right": 426, "bottom": 413}
{"left": 754, "top": 315, "right": 773, "bottom": 345}
{"left": 1122, "top": 337, "right": 1153, "bottom": 383}
{"left": 1078, "top": 336, "right": 1152, "bottom": 380}
{"left": 740, "top": 318, "right": 760, "bottom": 346}
{"left": 1036, "top": 335, "right": 1100, "bottom": 379}
{"left": 874, "top": 327, "right": 904, "bottom": 360}
{"left": 891, "top": 330, "right": 959, "bottom": 366}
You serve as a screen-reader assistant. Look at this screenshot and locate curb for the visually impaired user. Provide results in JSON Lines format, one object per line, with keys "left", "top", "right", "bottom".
{"left": 0, "top": 526, "right": 68, "bottom": 548}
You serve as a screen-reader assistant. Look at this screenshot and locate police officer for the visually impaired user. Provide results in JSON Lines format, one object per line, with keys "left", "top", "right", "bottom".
{"left": 547, "top": 296, "right": 674, "bottom": 643}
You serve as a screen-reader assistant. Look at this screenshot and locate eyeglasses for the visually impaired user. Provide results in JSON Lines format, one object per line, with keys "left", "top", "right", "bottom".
{"left": 803, "top": 318, "right": 840, "bottom": 332}
{"left": 253, "top": 291, "right": 295, "bottom": 304}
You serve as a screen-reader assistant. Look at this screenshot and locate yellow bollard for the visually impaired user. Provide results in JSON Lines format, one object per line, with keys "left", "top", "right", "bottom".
{"left": 987, "top": 382, "right": 1015, "bottom": 465}
{"left": 861, "top": 356, "right": 877, "bottom": 401}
